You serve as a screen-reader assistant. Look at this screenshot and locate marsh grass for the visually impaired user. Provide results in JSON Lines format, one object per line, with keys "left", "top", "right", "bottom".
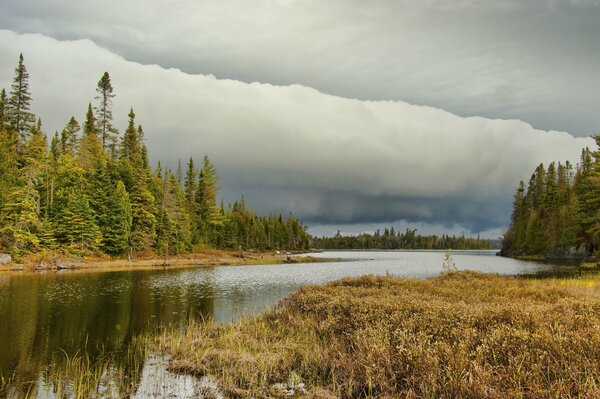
{"left": 160, "top": 271, "right": 600, "bottom": 398}
{"left": 1, "top": 337, "right": 149, "bottom": 398}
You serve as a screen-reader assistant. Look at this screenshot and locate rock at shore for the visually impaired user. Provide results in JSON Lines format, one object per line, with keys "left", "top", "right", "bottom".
{"left": 0, "top": 253, "right": 12, "bottom": 265}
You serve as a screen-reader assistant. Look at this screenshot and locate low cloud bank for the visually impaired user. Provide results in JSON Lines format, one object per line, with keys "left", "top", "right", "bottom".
{"left": 0, "top": 30, "right": 594, "bottom": 234}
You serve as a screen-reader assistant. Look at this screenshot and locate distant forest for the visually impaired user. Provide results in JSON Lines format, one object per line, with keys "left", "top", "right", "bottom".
{"left": 502, "top": 138, "right": 599, "bottom": 258}
{"left": 0, "top": 54, "right": 310, "bottom": 260}
{"left": 312, "top": 228, "right": 492, "bottom": 250}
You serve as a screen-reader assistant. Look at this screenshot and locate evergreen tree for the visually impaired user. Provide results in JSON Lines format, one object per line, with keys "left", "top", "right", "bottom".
{"left": 0, "top": 88, "right": 7, "bottom": 130}
{"left": 94, "top": 72, "right": 118, "bottom": 153}
{"left": 101, "top": 180, "right": 132, "bottom": 255}
{"left": 50, "top": 156, "right": 102, "bottom": 251}
{"left": 0, "top": 63, "right": 314, "bottom": 258}
{"left": 129, "top": 178, "right": 156, "bottom": 252}
{"left": 0, "top": 184, "right": 41, "bottom": 258}
{"left": 194, "top": 155, "right": 224, "bottom": 244}
{"left": 83, "top": 102, "right": 97, "bottom": 136}
{"left": 60, "top": 116, "right": 80, "bottom": 155}
{"left": 0, "top": 126, "right": 20, "bottom": 211}
{"left": 7, "top": 54, "right": 36, "bottom": 142}
{"left": 184, "top": 157, "right": 195, "bottom": 208}
{"left": 54, "top": 189, "right": 101, "bottom": 251}
{"left": 121, "top": 108, "right": 139, "bottom": 162}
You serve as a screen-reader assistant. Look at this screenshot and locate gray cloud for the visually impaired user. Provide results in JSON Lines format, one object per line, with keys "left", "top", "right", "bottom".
{"left": 0, "top": 30, "right": 594, "bottom": 236}
{"left": 0, "top": 0, "right": 599, "bottom": 137}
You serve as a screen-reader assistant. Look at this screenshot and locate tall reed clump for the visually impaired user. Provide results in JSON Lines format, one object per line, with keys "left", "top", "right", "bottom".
{"left": 160, "top": 271, "right": 600, "bottom": 398}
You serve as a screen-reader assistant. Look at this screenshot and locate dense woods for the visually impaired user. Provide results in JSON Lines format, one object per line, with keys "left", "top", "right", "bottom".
{"left": 0, "top": 54, "right": 309, "bottom": 261}
{"left": 312, "top": 227, "right": 492, "bottom": 250}
{"left": 502, "top": 138, "right": 600, "bottom": 258}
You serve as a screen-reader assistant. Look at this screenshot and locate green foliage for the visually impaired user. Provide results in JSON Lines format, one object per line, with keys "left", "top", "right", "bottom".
{"left": 94, "top": 72, "right": 118, "bottom": 154}
{"left": 503, "top": 137, "right": 600, "bottom": 257}
{"left": 101, "top": 181, "right": 132, "bottom": 255}
{"left": 0, "top": 54, "right": 310, "bottom": 259}
{"left": 60, "top": 116, "right": 80, "bottom": 155}
{"left": 313, "top": 227, "right": 491, "bottom": 250}
{"left": 0, "top": 89, "right": 7, "bottom": 130}
{"left": 83, "top": 102, "right": 97, "bottom": 136}
{"left": 0, "top": 184, "right": 41, "bottom": 258}
{"left": 7, "top": 54, "right": 35, "bottom": 142}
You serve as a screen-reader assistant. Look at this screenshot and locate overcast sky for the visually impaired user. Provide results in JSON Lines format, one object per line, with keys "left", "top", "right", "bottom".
{"left": 0, "top": 1, "right": 598, "bottom": 237}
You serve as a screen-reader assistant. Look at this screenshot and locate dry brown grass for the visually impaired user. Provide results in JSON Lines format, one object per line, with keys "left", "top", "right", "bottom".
{"left": 160, "top": 271, "right": 600, "bottom": 398}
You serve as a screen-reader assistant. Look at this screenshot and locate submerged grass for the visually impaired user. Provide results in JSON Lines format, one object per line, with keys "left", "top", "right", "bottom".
{"left": 1, "top": 336, "right": 150, "bottom": 398}
{"left": 159, "top": 271, "right": 600, "bottom": 398}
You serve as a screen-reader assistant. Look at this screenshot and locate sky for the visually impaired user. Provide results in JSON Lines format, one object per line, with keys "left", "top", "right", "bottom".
{"left": 0, "top": 0, "right": 598, "bottom": 238}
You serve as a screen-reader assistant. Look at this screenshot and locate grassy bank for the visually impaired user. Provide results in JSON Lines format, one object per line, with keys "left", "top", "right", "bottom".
{"left": 0, "top": 249, "right": 327, "bottom": 275}
{"left": 159, "top": 271, "right": 600, "bottom": 398}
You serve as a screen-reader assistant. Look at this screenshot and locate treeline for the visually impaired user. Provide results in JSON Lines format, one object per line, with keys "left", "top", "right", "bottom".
{"left": 502, "top": 138, "right": 600, "bottom": 258}
{"left": 312, "top": 227, "right": 492, "bottom": 250}
{"left": 0, "top": 54, "right": 309, "bottom": 260}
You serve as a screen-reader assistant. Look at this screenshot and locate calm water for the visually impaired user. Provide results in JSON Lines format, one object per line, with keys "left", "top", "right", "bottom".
{"left": 0, "top": 250, "right": 592, "bottom": 397}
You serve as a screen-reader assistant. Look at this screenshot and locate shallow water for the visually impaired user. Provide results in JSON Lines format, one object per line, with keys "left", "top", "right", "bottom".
{"left": 0, "top": 250, "right": 592, "bottom": 397}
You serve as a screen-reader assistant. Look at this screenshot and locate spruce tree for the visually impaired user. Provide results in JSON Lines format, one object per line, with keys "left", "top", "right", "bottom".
{"left": 83, "top": 102, "right": 97, "bottom": 136}
{"left": 194, "top": 156, "right": 226, "bottom": 245}
{"left": 184, "top": 157, "right": 195, "bottom": 208}
{"left": 7, "top": 54, "right": 36, "bottom": 143}
{"left": 54, "top": 189, "right": 101, "bottom": 251}
{"left": 0, "top": 89, "right": 7, "bottom": 130}
{"left": 121, "top": 108, "right": 139, "bottom": 162}
{"left": 101, "top": 180, "right": 132, "bottom": 255}
{"left": 60, "top": 117, "right": 80, "bottom": 155}
{"left": 129, "top": 178, "right": 156, "bottom": 252}
{"left": 94, "top": 72, "right": 118, "bottom": 153}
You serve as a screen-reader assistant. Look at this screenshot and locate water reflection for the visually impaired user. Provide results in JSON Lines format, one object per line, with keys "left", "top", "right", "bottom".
{"left": 0, "top": 251, "right": 595, "bottom": 397}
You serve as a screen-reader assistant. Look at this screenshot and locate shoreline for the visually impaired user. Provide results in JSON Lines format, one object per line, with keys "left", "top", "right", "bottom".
{"left": 0, "top": 250, "right": 329, "bottom": 275}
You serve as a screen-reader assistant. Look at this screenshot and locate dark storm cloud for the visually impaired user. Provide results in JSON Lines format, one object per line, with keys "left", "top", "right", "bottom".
{"left": 0, "top": 0, "right": 599, "bottom": 136}
{"left": 222, "top": 186, "right": 512, "bottom": 233}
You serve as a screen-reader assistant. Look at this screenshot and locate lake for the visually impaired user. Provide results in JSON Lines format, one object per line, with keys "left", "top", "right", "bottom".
{"left": 0, "top": 250, "right": 592, "bottom": 397}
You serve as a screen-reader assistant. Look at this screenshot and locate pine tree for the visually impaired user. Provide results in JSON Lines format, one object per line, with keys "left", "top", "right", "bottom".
{"left": 7, "top": 54, "right": 36, "bottom": 143}
{"left": 94, "top": 72, "right": 118, "bottom": 153}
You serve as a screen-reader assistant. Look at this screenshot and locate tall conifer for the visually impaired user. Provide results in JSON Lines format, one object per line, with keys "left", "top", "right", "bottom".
{"left": 94, "top": 72, "right": 118, "bottom": 153}
{"left": 7, "top": 54, "right": 36, "bottom": 143}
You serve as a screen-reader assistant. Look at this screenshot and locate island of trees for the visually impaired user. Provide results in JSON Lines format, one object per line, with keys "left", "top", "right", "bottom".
{"left": 0, "top": 54, "right": 310, "bottom": 261}
{"left": 312, "top": 227, "right": 492, "bottom": 250}
{"left": 502, "top": 138, "right": 599, "bottom": 259}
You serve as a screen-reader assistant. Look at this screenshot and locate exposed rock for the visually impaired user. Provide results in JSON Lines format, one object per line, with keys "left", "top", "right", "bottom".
{"left": 0, "top": 253, "right": 11, "bottom": 265}
{"left": 271, "top": 373, "right": 307, "bottom": 397}
{"left": 545, "top": 245, "right": 589, "bottom": 261}
{"left": 54, "top": 258, "right": 74, "bottom": 270}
